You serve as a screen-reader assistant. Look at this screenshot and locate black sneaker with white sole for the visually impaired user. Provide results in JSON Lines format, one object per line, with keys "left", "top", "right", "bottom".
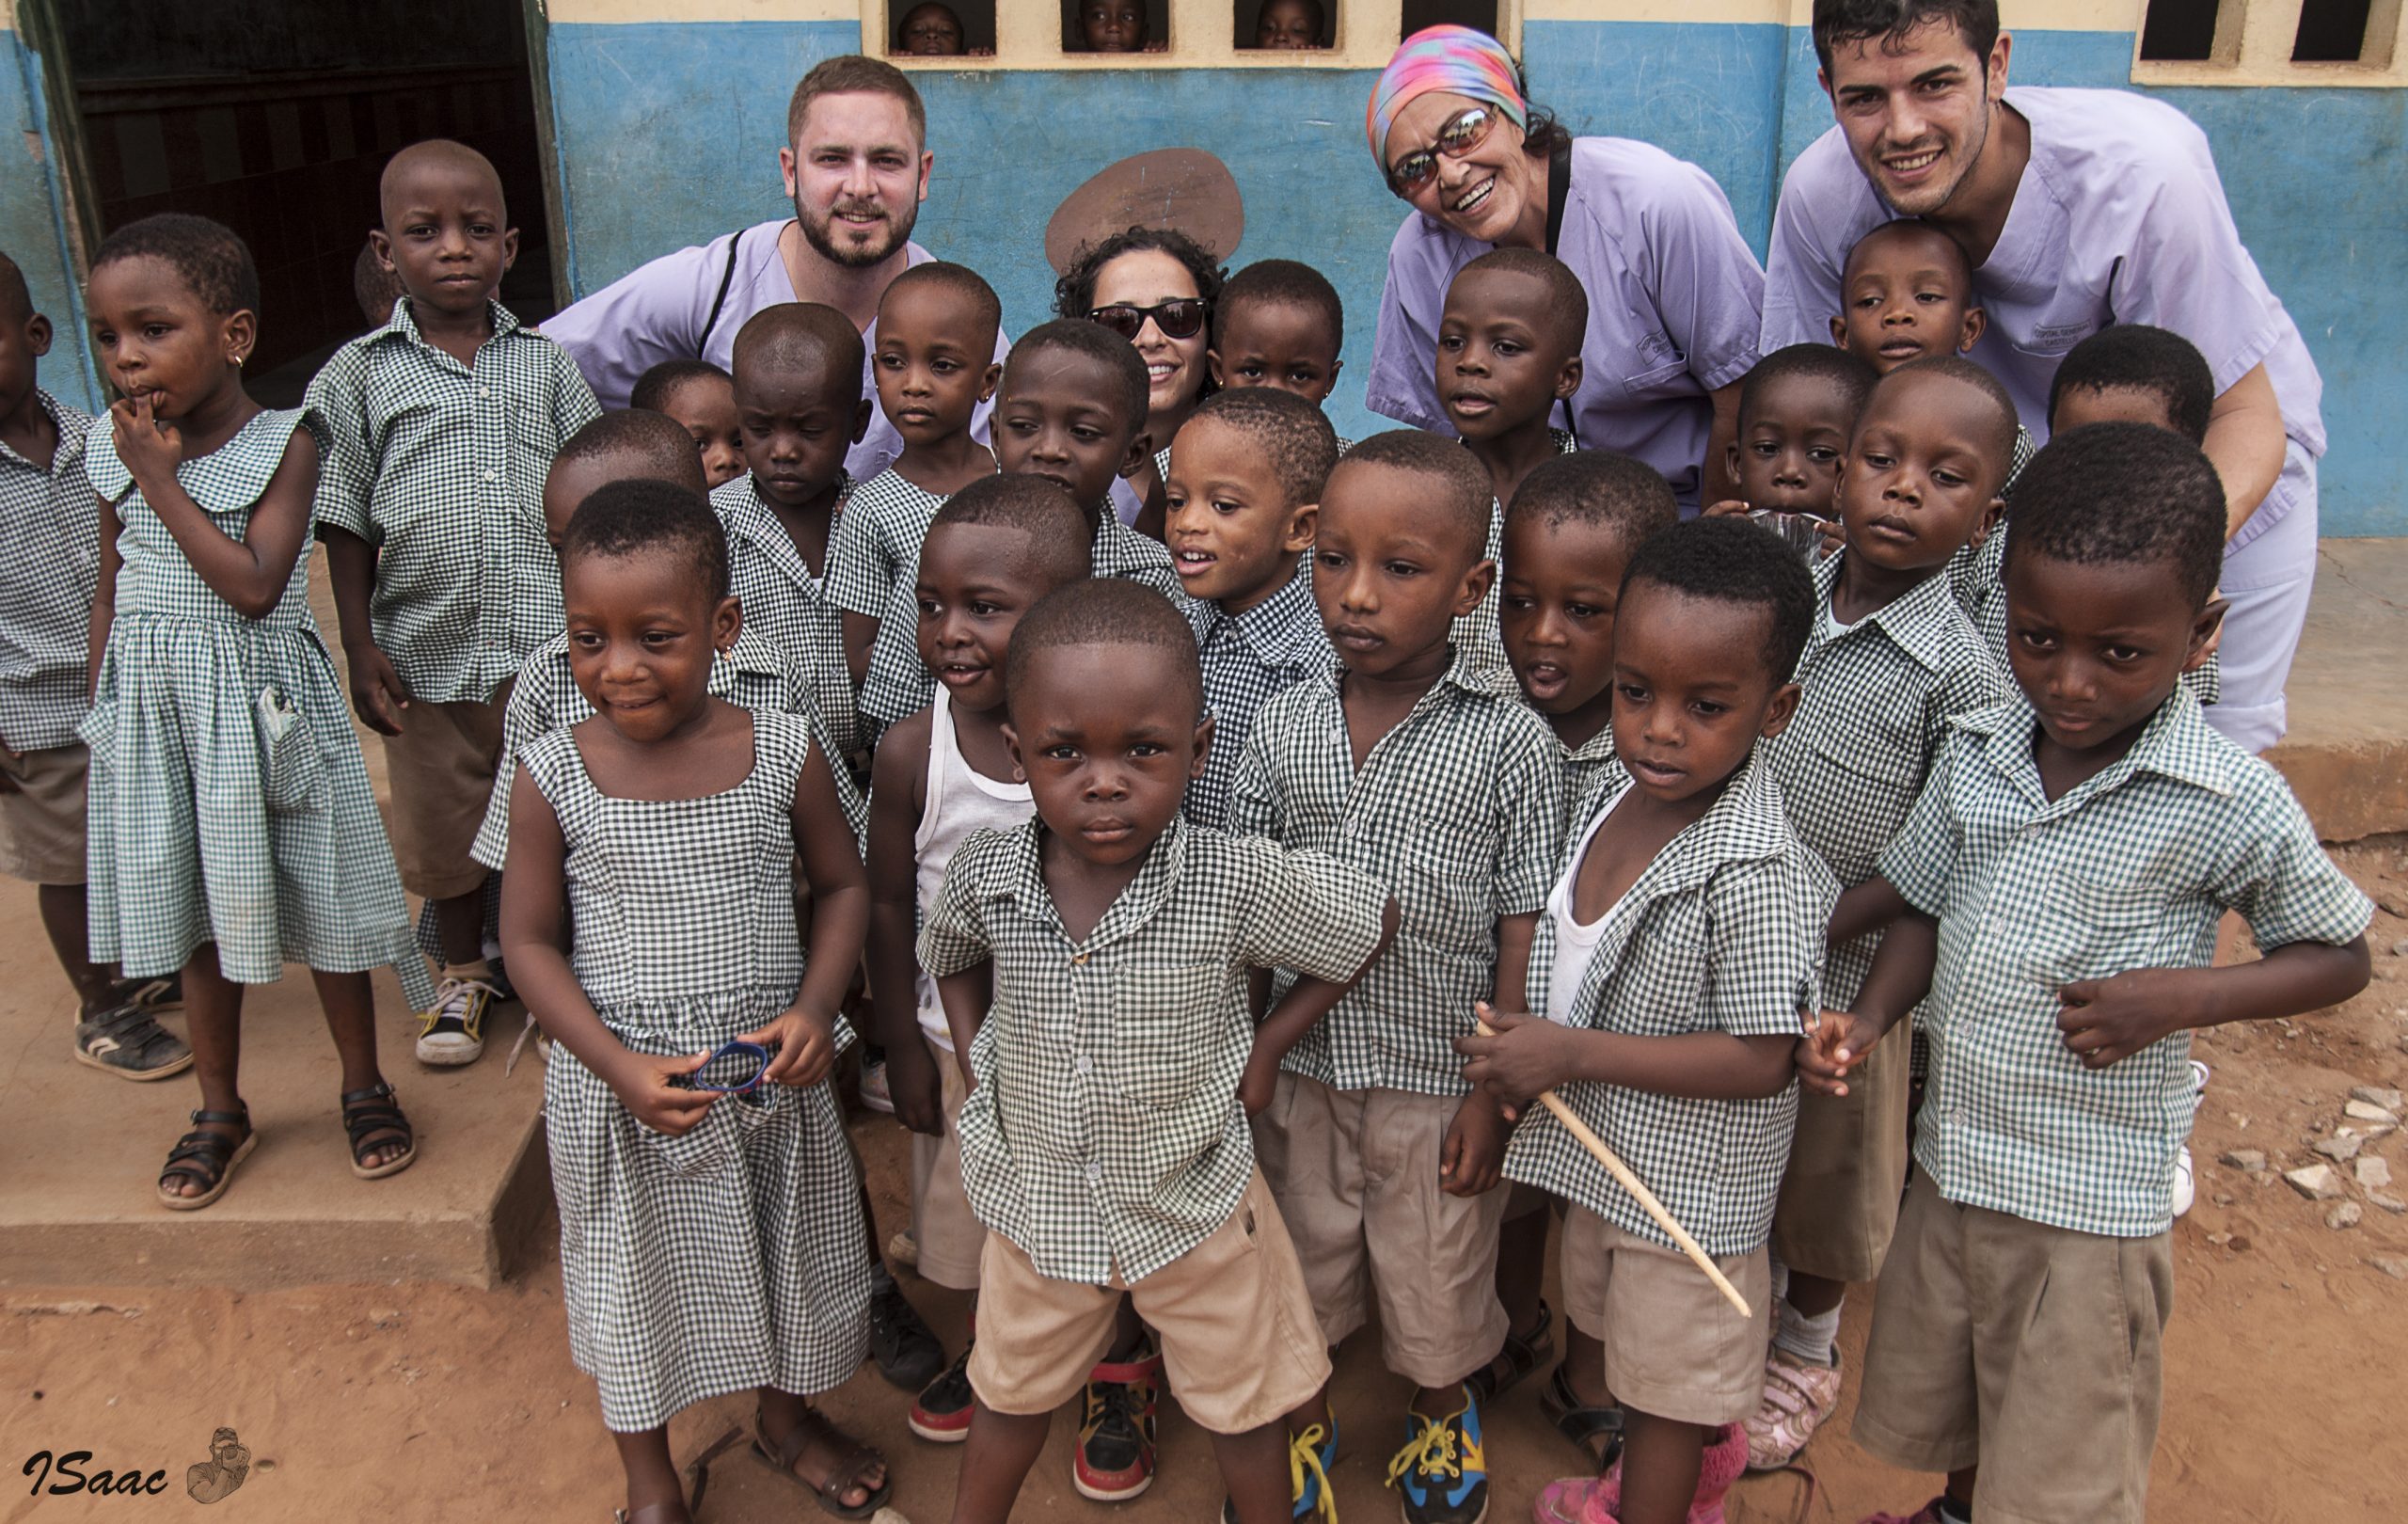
{"left": 74, "top": 1003, "right": 193, "bottom": 1080}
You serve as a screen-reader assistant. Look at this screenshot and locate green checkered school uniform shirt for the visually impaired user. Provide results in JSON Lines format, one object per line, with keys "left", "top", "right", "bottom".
{"left": 1764, "top": 552, "right": 2006, "bottom": 1008}
{"left": 1880, "top": 689, "right": 2370, "bottom": 1239}
{"left": 1503, "top": 757, "right": 1839, "bottom": 1257}
{"left": 825, "top": 467, "right": 957, "bottom": 734}
{"left": 1086, "top": 500, "right": 1190, "bottom": 609}
{"left": 918, "top": 816, "right": 1386, "bottom": 1283}
{"left": 0, "top": 390, "right": 98, "bottom": 753}
{"left": 1229, "top": 649, "right": 1563, "bottom": 1096}
{"left": 1557, "top": 722, "right": 1619, "bottom": 840}
{"left": 308, "top": 298, "right": 600, "bottom": 704}
{"left": 1186, "top": 570, "right": 1328, "bottom": 832}
{"left": 710, "top": 473, "right": 860, "bottom": 762}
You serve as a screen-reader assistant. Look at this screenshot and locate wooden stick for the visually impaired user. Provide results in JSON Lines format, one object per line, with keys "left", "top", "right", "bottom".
{"left": 1478, "top": 1020, "right": 1753, "bottom": 1318}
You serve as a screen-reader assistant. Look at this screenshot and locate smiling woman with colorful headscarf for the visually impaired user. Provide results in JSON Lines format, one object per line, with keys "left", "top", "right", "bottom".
{"left": 1365, "top": 25, "right": 1764, "bottom": 508}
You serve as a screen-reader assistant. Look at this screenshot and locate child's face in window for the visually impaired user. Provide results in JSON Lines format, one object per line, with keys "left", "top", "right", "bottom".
{"left": 1436, "top": 266, "right": 1582, "bottom": 445}
{"left": 1211, "top": 299, "right": 1341, "bottom": 405}
{"left": 1081, "top": 0, "right": 1148, "bottom": 52}
{"left": 1830, "top": 223, "right": 1985, "bottom": 374}
{"left": 1727, "top": 371, "right": 1856, "bottom": 518}
{"left": 896, "top": 2, "right": 964, "bottom": 55}
{"left": 1255, "top": 0, "right": 1322, "bottom": 48}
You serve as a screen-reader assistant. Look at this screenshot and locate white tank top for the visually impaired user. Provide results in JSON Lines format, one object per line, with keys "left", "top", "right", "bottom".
{"left": 914, "top": 689, "right": 1036, "bottom": 1049}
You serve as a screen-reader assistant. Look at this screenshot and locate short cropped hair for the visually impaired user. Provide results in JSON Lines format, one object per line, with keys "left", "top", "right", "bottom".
{"left": 2005, "top": 423, "right": 2226, "bottom": 608}
{"left": 554, "top": 410, "right": 708, "bottom": 493}
{"left": 630, "top": 359, "right": 733, "bottom": 415}
{"left": 1004, "top": 319, "right": 1150, "bottom": 435}
{"left": 1454, "top": 248, "right": 1589, "bottom": 355}
{"left": 1006, "top": 579, "right": 1203, "bottom": 722}
{"left": 92, "top": 214, "right": 260, "bottom": 317}
{"left": 884, "top": 261, "right": 1003, "bottom": 346}
{"left": 562, "top": 478, "right": 731, "bottom": 602}
{"left": 1334, "top": 430, "right": 1493, "bottom": 560}
{"left": 1188, "top": 389, "right": 1340, "bottom": 507}
{"left": 929, "top": 474, "right": 1094, "bottom": 588}
{"left": 351, "top": 240, "right": 404, "bottom": 328}
{"left": 1812, "top": 0, "right": 2000, "bottom": 76}
{"left": 731, "top": 302, "right": 865, "bottom": 398}
{"left": 1841, "top": 217, "right": 1975, "bottom": 292}
{"left": 1623, "top": 516, "right": 1816, "bottom": 679}
{"left": 788, "top": 55, "right": 926, "bottom": 150}
{"left": 1220, "top": 259, "right": 1344, "bottom": 351}
{"left": 0, "top": 251, "right": 31, "bottom": 325}
{"left": 1878, "top": 356, "right": 2020, "bottom": 470}
{"left": 1742, "top": 342, "right": 1879, "bottom": 424}
{"left": 1506, "top": 451, "right": 1678, "bottom": 547}
{"left": 2046, "top": 325, "right": 2215, "bottom": 445}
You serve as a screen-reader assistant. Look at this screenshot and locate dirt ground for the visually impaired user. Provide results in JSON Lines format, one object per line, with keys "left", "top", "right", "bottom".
{"left": 8, "top": 838, "right": 2408, "bottom": 1523}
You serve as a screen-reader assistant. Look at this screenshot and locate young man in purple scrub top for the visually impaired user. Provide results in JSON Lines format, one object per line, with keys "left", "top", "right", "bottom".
{"left": 543, "top": 55, "right": 1006, "bottom": 484}
{"left": 1762, "top": 0, "right": 2320, "bottom": 755}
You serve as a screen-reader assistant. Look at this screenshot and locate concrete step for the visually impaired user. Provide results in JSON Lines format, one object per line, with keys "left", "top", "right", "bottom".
{"left": 2267, "top": 538, "right": 2408, "bottom": 843}
{"left": 0, "top": 880, "right": 550, "bottom": 1290}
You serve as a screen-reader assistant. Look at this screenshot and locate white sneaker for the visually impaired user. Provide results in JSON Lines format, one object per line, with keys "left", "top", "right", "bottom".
{"left": 861, "top": 1054, "right": 895, "bottom": 1114}
{"left": 2173, "top": 1145, "right": 2196, "bottom": 1218}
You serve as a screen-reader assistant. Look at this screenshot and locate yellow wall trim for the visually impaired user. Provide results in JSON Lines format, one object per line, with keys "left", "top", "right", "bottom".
{"left": 549, "top": 0, "right": 856, "bottom": 24}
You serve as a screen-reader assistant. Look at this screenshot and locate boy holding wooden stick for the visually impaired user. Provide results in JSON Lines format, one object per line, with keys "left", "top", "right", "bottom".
{"left": 1460, "top": 516, "right": 1836, "bottom": 1524}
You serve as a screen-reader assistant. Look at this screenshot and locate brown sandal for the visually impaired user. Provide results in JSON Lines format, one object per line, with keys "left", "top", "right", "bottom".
{"left": 747, "top": 1405, "right": 892, "bottom": 1518}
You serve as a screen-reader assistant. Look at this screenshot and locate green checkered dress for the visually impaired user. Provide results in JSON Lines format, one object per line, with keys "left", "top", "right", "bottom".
{"left": 527, "top": 707, "right": 870, "bottom": 1430}
{"left": 81, "top": 408, "right": 434, "bottom": 1008}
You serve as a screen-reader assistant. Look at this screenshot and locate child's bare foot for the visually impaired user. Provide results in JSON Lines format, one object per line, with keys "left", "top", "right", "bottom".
{"left": 157, "top": 1104, "right": 255, "bottom": 1209}
{"left": 750, "top": 1402, "right": 890, "bottom": 1515}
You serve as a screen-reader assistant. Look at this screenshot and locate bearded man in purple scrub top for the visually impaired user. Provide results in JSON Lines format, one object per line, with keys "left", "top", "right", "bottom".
{"left": 1764, "top": 0, "right": 2319, "bottom": 752}
{"left": 545, "top": 53, "right": 1005, "bottom": 482}
{"left": 1365, "top": 25, "right": 1766, "bottom": 509}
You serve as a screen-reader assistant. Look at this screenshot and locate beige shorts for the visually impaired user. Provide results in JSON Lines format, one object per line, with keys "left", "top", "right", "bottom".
{"left": 968, "top": 1167, "right": 1330, "bottom": 1435}
{"left": 908, "top": 1034, "right": 985, "bottom": 1292}
{"left": 1771, "top": 1012, "right": 1912, "bottom": 1282}
{"left": 1253, "top": 1071, "right": 1510, "bottom": 1389}
{"left": 0, "top": 743, "right": 88, "bottom": 885}
{"left": 380, "top": 691, "right": 508, "bottom": 899}
{"left": 1853, "top": 1172, "right": 2174, "bottom": 1524}
{"left": 1560, "top": 1205, "right": 1772, "bottom": 1427}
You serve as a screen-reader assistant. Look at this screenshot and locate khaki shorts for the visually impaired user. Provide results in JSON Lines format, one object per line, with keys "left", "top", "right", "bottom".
{"left": 1854, "top": 1171, "right": 2174, "bottom": 1524}
{"left": 968, "top": 1168, "right": 1330, "bottom": 1435}
{"left": 1560, "top": 1205, "right": 1772, "bottom": 1427}
{"left": 908, "top": 1034, "right": 985, "bottom": 1292}
{"left": 1771, "top": 1012, "right": 1911, "bottom": 1282}
{"left": 0, "top": 743, "right": 88, "bottom": 885}
{"left": 380, "top": 691, "right": 508, "bottom": 899}
{"left": 1253, "top": 1072, "right": 1509, "bottom": 1389}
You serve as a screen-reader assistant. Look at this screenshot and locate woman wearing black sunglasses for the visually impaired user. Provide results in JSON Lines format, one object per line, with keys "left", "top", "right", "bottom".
{"left": 1363, "top": 25, "right": 1765, "bottom": 511}
{"left": 1055, "top": 226, "right": 1227, "bottom": 535}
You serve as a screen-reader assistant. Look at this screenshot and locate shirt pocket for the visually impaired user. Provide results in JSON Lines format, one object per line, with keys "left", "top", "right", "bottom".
{"left": 2022, "top": 872, "right": 2177, "bottom": 988}
{"left": 1407, "top": 819, "right": 1494, "bottom": 958}
{"left": 1797, "top": 727, "right": 1924, "bottom": 881}
{"left": 1103, "top": 961, "right": 1227, "bottom": 1111}
{"left": 1607, "top": 908, "right": 1712, "bottom": 1036}
{"left": 1618, "top": 356, "right": 1691, "bottom": 400}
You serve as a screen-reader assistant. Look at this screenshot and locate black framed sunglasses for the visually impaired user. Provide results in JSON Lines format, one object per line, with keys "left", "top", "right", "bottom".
{"left": 1086, "top": 298, "right": 1211, "bottom": 342}
{"left": 1386, "top": 104, "right": 1500, "bottom": 195}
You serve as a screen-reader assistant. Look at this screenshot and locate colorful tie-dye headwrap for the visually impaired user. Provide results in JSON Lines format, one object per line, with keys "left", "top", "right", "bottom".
{"left": 1366, "top": 25, "right": 1529, "bottom": 168}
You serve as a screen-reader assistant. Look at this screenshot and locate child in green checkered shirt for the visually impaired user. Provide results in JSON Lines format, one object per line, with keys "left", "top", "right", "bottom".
{"left": 1804, "top": 425, "right": 2371, "bottom": 1524}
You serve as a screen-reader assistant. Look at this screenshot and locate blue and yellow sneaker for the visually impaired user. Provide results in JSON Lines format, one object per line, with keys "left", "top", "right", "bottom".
{"left": 1223, "top": 1420, "right": 1339, "bottom": 1523}
{"left": 1386, "top": 1388, "right": 1488, "bottom": 1524}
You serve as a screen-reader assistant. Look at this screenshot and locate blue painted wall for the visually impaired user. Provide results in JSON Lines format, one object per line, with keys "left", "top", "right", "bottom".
{"left": 2, "top": 25, "right": 102, "bottom": 414}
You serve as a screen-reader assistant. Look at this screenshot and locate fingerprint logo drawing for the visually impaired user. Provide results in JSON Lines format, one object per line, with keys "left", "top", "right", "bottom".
{"left": 185, "top": 1427, "right": 250, "bottom": 1504}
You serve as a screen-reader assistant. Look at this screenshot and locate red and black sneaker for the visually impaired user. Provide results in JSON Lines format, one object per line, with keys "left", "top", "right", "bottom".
{"left": 1072, "top": 1340, "right": 1165, "bottom": 1501}
{"left": 909, "top": 1343, "right": 976, "bottom": 1443}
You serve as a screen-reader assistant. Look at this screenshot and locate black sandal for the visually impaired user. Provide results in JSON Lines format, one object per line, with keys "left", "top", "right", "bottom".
{"left": 1469, "top": 1298, "right": 1555, "bottom": 1400}
{"left": 1539, "top": 1360, "right": 1625, "bottom": 1468}
{"left": 747, "top": 1405, "right": 892, "bottom": 1519}
{"left": 341, "top": 1081, "right": 418, "bottom": 1180}
{"left": 158, "top": 1105, "right": 255, "bottom": 1211}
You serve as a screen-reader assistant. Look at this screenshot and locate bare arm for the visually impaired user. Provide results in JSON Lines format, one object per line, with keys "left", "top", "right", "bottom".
{"left": 1828, "top": 877, "right": 1911, "bottom": 947}
{"left": 1460, "top": 1008, "right": 1798, "bottom": 1116}
{"left": 1247, "top": 901, "right": 1400, "bottom": 1082}
{"left": 2202, "top": 362, "right": 2287, "bottom": 540}
{"left": 779, "top": 739, "right": 873, "bottom": 1058}
{"left": 1700, "top": 376, "right": 1745, "bottom": 505}
{"left": 111, "top": 401, "right": 318, "bottom": 622}
{"left": 935, "top": 962, "right": 992, "bottom": 1085}
{"left": 2055, "top": 935, "right": 2370, "bottom": 1070}
{"left": 863, "top": 712, "right": 939, "bottom": 1130}
{"left": 839, "top": 611, "right": 878, "bottom": 690}
{"left": 320, "top": 526, "right": 408, "bottom": 734}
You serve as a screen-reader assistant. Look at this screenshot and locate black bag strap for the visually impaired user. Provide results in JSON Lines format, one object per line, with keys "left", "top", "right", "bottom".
{"left": 1544, "top": 144, "right": 1573, "bottom": 258}
{"left": 698, "top": 226, "right": 747, "bottom": 349}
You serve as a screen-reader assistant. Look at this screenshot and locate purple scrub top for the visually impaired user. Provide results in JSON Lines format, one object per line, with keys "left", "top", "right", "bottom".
{"left": 544, "top": 219, "right": 1008, "bottom": 484}
{"left": 1367, "top": 136, "right": 1766, "bottom": 507}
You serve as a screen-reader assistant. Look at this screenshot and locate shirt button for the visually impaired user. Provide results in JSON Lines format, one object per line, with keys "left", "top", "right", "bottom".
{"left": 1074, "top": 1054, "right": 1091, "bottom": 1075}
{"left": 1085, "top": 1162, "right": 1103, "bottom": 1182}
{"left": 1070, "top": 952, "right": 1089, "bottom": 966}
{"left": 477, "top": 385, "right": 490, "bottom": 399}
{"left": 483, "top": 468, "right": 499, "bottom": 482}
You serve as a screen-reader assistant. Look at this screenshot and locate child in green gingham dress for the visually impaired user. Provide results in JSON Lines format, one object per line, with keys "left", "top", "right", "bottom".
{"left": 78, "top": 212, "right": 433, "bottom": 1212}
